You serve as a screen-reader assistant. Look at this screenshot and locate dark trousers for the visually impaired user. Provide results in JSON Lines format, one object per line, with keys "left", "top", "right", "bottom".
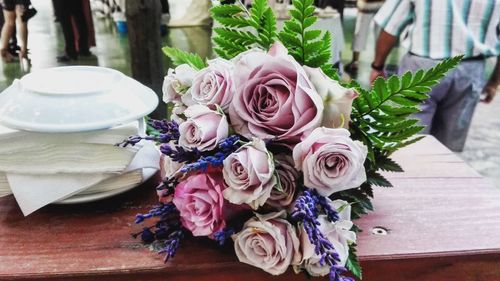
{"left": 53, "top": 0, "right": 89, "bottom": 57}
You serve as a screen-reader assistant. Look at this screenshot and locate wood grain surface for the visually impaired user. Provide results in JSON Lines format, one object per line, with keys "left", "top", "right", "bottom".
{"left": 0, "top": 136, "right": 499, "bottom": 281}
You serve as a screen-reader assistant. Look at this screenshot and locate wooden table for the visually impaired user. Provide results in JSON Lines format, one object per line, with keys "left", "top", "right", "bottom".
{"left": 1, "top": 136, "right": 499, "bottom": 281}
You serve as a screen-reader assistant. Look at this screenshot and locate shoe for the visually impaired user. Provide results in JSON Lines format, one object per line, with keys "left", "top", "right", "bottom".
{"left": 57, "top": 54, "right": 77, "bottom": 62}
{"left": 19, "top": 50, "right": 30, "bottom": 72}
{"left": 79, "top": 50, "right": 92, "bottom": 57}
{"left": 1, "top": 48, "right": 15, "bottom": 63}
{"left": 344, "top": 61, "right": 359, "bottom": 75}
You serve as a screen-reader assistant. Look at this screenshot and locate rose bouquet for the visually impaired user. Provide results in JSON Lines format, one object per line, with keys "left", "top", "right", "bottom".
{"left": 124, "top": 0, "right": 459, "bottom": 280}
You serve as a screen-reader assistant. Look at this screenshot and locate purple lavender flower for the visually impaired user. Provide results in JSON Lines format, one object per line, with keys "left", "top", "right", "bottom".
{"left": 291, "top": 188, "right": 350, "bottom": 281}
{"left": 160, "top": 143, "right": 201, "bottom": 163}
{"left": 178, "top": 136, "right": 243, "bottom": 173}
{"left": 213, "top": 227, "right": 235, "bottom": 246}
{"left": 135, "top": 203, "right": 178, "bottom": 224}
{"left": 159, "top": 229, "right": 184, "bottom": 262}
{"left": 118, "top": 119, "right": 180, "bottom": 147}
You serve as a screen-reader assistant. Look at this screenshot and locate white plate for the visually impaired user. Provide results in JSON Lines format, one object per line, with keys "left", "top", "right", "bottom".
{"left": 0, "top": 66, "right": 158, "bottom": 133}
{"left": 55, "top": 167, "right": 157, "bottom": 204}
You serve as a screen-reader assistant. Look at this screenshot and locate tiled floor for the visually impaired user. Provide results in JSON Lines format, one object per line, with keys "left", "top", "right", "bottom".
{"left": 0, "top": 2, "right": 498, "bottom": 187}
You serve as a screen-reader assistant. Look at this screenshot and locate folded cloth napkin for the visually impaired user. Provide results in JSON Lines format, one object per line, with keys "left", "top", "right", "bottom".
{"left": 0, "top": 173, "right": 9, "bottom": 197}
{"left": 5, "top": 142, "right": 160, "bottom": 216}
{"left": 0, "top": 170, "right": 144, "bottom": 197}
{"left": 0, "top": 121, "right": 140, "bottom": 174}
{"left": 77, "top": 170, "right": 143, "bottom": 196}
{"left": 0, "top": 143, "right": 137, "bottom": 174}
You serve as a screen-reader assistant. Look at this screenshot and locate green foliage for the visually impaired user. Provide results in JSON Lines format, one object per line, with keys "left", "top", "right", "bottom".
{"left": 375, "top": 153, "right": 403, "bottom": 172}
{"left": 346, "top": 245, "right": 362, "bottom": 279}
{"left": 351, "top": 56, "right": 462, "bottom": 153}
{"left": 278, "top": 0, "right": 332, "bottom": 67}
{"left": 210, "top": 0, "right": 277, "bottom": 59}
{"left": 162, "top": 46, "right": 207, "bottom": 70}
{"left": 343, "top": 56, "right": 462, "bottom": 221}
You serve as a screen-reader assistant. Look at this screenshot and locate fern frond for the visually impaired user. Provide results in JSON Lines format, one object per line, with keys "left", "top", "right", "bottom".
{"left": 278, "top": 0, "right": 331, "bottom": 67}
{"left": 210, "top": 0, "right": 277, "bottom": 59}
{"left": 162, "top": 47, "right": 207, "bottom": 70}
{"left": 346, "top": 246, "right": 362, "bottom": 280}
{"left": 351, "top": 56, "right": 461, "bottom": 152}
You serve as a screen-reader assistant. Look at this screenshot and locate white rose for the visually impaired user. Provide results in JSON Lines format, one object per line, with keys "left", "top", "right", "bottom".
{"left": 304, "top": 66, "right": 358, "bottom": 128}
{"left": 178, "top": 104, "right": 229, "bottom": 151}
{"left": 293, "top": 127, "right": 367, "bottom": 196}
{"left": 266, "top": 154, "right": 299, "bottom": 209}
{"left": 162, "top": 64, "right": 197, "bottom": 104}
{"left": 170, "top": 103, "right": 187, "bottom": 124}
{"left": 222, "top": 138, "right": 276, "bottom": 209}
{"left": 160, "top": 152, "right": 183, "bottom": 179}
{"left": 297, "top": 199, "right": 356, "bottom": 277}
{"left": 190, "top": 58, "right": 234, "bottom": 111}
{"left": 233, "top": 211, "right": 301, "bottom": 275}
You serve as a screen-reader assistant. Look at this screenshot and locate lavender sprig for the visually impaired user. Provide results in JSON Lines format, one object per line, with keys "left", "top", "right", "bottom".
{"left": 159, "top": 229, "right": 184, "bottom": 262}
{"left": 135, "top": 203, "right": 178, "bottom": 224}
{"left": 218, "top": 135, "right": 242, "bottom": 153}
{"left": 118, "top": 119, "right": 180, "bottom": 147}
{"left": 160, "top": 143, "right": 201, "bottom": 163}
{"left": 180, "top": 152, "right": 225, "bottom": 173}
{"left": 292, "top": 188, "right": 350, "bottom": 281}
{"left": 313, "top": 189, "right": 340, "bottom": 223}
{"left": 149, "top": 119, "right": 180, "bottom": 138}
{"left": 330, "top": 266, "right": 353, "bottom": 281}
{"left": 213, "top": 227, "right": 235, "bottom": 246}
{"left": 179, "top": 136, "right": 243, "bottom": 173}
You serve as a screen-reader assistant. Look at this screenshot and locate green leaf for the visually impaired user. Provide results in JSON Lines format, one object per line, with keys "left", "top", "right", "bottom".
{"left": 210, "top": 4, "right": 243, "bottom": 16}
{"left": 162, "top": 46, "right": 206, "bottom": 70}
{"left": 278, "top": 0, "right": 331, "bottom": 67}
{"left": 210, "top": 0, "right": 277, "bottom": 58}
{"left": 350, "top": 56, "right": 462, "bottom": 155}
{"left": 346, "top": 245, "right": 362, "bottom": 280}
{"left": 367, "top": 171, "right": 393, "bottom": 187}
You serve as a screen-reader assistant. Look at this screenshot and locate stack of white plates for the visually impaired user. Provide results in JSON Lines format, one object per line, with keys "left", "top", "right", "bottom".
{"left": 0, "top": 66, "right": 159, "bottom": 209}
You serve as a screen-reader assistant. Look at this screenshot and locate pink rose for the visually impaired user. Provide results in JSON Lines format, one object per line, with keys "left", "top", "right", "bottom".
{"left": 267, "top": 154, "right": 299, "bottom": 209}
{"left": 297, "top": 199, "right": 356, "bottom": 277}
{"left": 162, "top": 64, "right": 197, "bottom": 104}
{"left": 173, "top": 173, "right": 227, "bottom": 236}
{"left": 229, "top": 42, "right": 324, "bottom": 144}
{"left": 233, "top": 211, "right": 301, "bottom": 275}
{"left": 178, "top": 104, "right": 229, "bottom": 151}
{"left": 293, "top": 127, "right": 367, "bottom": 196}
{"left": 303, "top": 66, "right": 359, "bottom": 128}
{"left": 222, "top": 138, "right": 276, "bottom": 209}
{"left": 190, "top": 58, "right": 234, "bottom": 110}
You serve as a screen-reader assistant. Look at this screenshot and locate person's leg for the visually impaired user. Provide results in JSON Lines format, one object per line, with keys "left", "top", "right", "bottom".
{"left": 345, "top": 11, "right": 374, "bottom": 73}
{"left": 398, "top": 54, "right": 451, "bottom": 134}
{"left": 431, "top": 61, "right": 485, "bottom": 152}
{"left": 0, "top": 7, "right": 15, "bottom": 62}
{"left": 69, "top": 0, "right": 89, "bottom": 55}
{"left": 54, "top": 0, "right": 77, "bottom": 60}
{"left": 14, "top": 4, "right": 27, "bottom": 59}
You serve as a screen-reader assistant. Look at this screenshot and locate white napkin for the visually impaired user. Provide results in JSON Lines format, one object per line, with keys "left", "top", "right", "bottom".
{"left": 7, "top": 142, "right": 160, "bottom": 216}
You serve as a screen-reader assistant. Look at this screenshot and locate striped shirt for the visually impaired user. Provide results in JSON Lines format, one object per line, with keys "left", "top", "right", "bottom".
{"left": 373, "top": 0, "right": 500, "bottom": 59}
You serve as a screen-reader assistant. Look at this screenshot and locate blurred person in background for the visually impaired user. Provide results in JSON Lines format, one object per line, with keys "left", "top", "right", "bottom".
{"left": 344, "top": 0, "right": 385, "bottom": 75}
{"left": 53, "top": 0, "right": 95, "bottom": 62}
{"left": 0, "top": 0, "right": 34, "bottom": 63}
{"left": 370, "top": 0, "right": 500, "bottom": 152}
{"left": 315, "top": 0, "right": 345, "bottom": 19}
